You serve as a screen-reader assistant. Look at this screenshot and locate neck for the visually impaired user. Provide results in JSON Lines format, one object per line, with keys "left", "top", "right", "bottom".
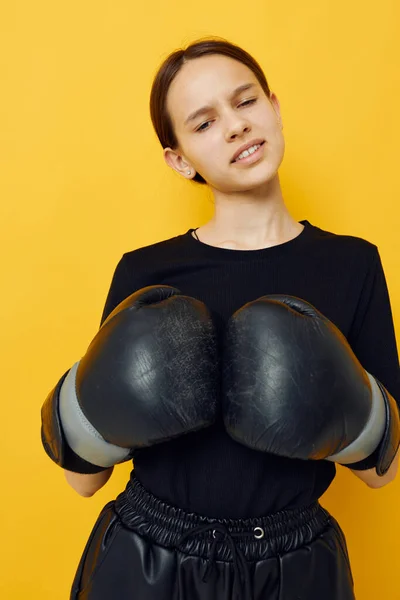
{"left": 203, "top": 173, "right": 301, "bottom": 250}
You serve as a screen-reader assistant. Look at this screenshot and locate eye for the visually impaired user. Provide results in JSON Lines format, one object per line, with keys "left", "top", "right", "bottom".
{"left": 195, "top": 98, "right": 257, "bottom": 132}
{"left": 239, "top": 98, "right": 257, "bottom": 108}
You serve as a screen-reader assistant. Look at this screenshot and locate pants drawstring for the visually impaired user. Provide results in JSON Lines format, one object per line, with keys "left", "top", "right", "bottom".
{"left": 177, "top": 521, "right": 260, "bottom": 600}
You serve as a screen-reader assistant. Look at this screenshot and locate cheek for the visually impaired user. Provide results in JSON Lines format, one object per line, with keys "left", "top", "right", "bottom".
{"left": 272, "top": 133, "right": 286, "bottom": 165}
{"left": 193, "top": 136, "right": 222, "bottom": 167}
{"left": 265, "top": 122, "right": 285, "bottom": 149}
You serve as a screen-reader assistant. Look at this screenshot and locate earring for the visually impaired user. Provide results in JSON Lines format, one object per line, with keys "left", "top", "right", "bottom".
{"left": 187, "top": 170, "right": 191, "bottom": 175}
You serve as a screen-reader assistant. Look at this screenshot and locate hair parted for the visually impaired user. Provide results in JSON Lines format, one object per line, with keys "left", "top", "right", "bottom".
{"left": 150, "top": 36, "right": 272, "bottom": 184}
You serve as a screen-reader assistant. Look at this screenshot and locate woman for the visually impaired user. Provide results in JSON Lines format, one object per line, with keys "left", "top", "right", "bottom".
{"left": 42, "top": 37, "right": 400, "bottom": 599}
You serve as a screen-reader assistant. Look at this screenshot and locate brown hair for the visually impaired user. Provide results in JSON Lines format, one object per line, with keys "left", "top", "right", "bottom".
{"left": 149, "top": 36, "right": 272, "bottom": 184}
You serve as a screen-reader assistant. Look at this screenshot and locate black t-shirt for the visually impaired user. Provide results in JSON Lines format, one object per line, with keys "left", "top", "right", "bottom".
{"left": 95, "top": 219, "right": 400, "bottom": 518}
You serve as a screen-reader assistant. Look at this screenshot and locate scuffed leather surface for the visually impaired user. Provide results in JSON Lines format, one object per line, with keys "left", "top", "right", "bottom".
{"left": 76, "top": 285, "right": 220, "bottom": 448}
{"left": 223, "top": 295, "right": 374, "bottom": 461}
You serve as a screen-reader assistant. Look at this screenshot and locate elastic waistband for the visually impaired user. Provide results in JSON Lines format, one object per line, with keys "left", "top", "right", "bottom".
{"left": 114, "top": 472, "right": 332, "bottom": 563}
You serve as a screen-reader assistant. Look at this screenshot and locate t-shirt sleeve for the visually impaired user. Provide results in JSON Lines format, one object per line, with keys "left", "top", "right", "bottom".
{"left": 99, "top": 254, "right": 133, "bottom": 327}
{"left": 342, "top": 246, "right": 400, "bottom": 471}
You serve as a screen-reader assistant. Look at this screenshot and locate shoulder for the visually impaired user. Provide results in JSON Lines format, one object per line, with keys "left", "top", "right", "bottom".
{"left": 306, "top": 220, "right": 379, "bottom": 267}
{"left": 121, "top": 231, "right": 188, "bottom": 264}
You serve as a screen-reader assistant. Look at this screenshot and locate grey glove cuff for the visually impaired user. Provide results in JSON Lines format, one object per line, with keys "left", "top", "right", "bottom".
{"left": 58, "top": 361, "right": 131, "bottom": 468}
{"left": 326, "top": 371, "right": 386, "bottom": 465}
{"left": 41, "top": 369, "right": 107, "bottom": 473}
{"left": 327, "top": 371, "right": 400, "bottom": 476}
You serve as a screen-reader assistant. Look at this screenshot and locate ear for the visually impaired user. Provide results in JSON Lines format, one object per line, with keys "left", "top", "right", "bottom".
{"left": 163, "top": 147, "right": 193, "bottom": 178}
{"left": 269, "top": 93, "right": 283, "bottom": 128}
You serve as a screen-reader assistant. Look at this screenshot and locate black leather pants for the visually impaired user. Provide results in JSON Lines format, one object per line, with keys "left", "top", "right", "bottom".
{"left": 71, "top": 473, "right": 355, "bottom": 599}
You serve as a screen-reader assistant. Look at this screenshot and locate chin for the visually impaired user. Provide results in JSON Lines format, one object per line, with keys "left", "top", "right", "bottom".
{"left": 237, "top": 162, "right": 280, "bottom": 183}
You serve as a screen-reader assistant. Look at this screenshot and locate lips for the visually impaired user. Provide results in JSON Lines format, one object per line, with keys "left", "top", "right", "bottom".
{"left": 231, "top": 139, "right": 265, "bottom": 163}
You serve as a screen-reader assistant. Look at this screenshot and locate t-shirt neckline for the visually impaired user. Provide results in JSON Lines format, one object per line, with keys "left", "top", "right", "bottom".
{"left": 183, "top": 219, "right": 312, "bottom": 260}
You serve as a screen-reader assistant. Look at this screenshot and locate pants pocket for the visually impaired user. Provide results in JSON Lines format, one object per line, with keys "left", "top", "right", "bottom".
{"left": 330, "top": 518, "right": 354, "bottom": 586}
{"left": 70, "top": 501, "right": 121, "bottom": 599}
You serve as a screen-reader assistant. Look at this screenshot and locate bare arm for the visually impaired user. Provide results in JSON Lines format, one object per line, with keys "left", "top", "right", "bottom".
{"left": 64, "top": 467, "right": 114, "bottom": 497}
{"left": 348, "top": 447, "right": 399, "bottom": 488}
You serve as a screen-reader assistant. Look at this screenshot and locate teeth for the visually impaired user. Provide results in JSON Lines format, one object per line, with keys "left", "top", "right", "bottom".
{"left": 235, "top": 143, "right": 261, "bottom": 161}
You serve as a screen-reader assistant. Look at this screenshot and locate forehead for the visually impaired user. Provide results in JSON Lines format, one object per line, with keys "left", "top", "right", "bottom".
{"left": 167, "top": 55, "right": 258, "bottom": 125}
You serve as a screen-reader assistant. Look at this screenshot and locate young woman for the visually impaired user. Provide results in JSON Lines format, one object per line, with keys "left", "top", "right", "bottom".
{"left": 42, "top": 37, "right": 400, "bottom": 599}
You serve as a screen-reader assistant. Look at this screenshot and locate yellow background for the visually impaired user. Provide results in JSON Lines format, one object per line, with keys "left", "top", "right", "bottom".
{"left": 1, "top": 1, "right": 399, "bottom": 598}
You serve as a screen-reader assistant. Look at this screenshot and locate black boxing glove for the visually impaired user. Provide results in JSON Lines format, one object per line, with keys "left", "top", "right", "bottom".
{"left": 41, "top": 285, "right": 220, "bottom": 473}
{"left": 222, "top": 295, "right": 400, "bottom": 476}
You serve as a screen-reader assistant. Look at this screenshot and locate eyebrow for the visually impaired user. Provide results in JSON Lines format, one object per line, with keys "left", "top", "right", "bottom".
{"left": 184, "top": 83, "right": 257, "bottom": 126}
